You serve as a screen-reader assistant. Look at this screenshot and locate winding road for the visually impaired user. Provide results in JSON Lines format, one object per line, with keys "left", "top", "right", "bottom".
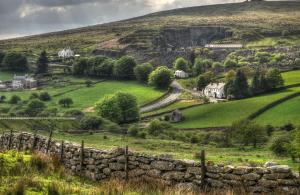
{"left": 140, "top": 81, "right": 183, "bottom": 113}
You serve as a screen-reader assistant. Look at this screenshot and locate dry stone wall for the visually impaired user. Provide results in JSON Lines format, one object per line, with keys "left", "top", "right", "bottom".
{"left": 1, "top": 132, "right": 299, "bottom": 194}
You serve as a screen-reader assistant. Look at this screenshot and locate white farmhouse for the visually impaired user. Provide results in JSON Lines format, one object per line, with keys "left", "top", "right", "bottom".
{"left": 204, "top": 83, "right": 226, "bottom": 99}
{"left": 12, "top": 80, "right": 23, "bottom": 89}
{"left": 13, "top": 74, "right": 37, "bottom": 89}
{"left": 58, "top": 48, "right": 74, "bottom": 58}
{"left": 174, "top": 70, "right": 189, "bottom": 78}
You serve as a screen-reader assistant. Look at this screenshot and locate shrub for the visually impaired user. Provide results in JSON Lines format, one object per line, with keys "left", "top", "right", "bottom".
{"left": 280, "top": 123, "right": 295, "bottom": 131}
{"left": 58, "top": 98, "right": 73, "bottom": 107}
{"left": 255, "top": 52, "right": 271, "bottom": 64}
{"left": 134, "top": 63, "right": 153, "bottom": 83}
{"left": 269, "top": 131, "right": 292, "bottom": 156}
{"left": 224, "top": 59, "right": 238, "bottom": 68}
{"left": 148, "top": 119, "right": 171, "bottom": 136}
{"left": 9, "top": 95, "right": 21, "bottom": 104}
{"left": 138, "top": 132, "right": 147, "bottom": 139}
{"left": 39, "top": 108, "right": 58, "bottom": 117}
{"left": 265, "top": 68, "right": 284, "bottom": 89}
{"left": 193, "top": 57, "right": 205, "bottom": 75}
{"left": 106, "top": 123, "right": 122, "bottom": 134}
{"left": 128, "top": 124, "right": 139, "bottom": 137}
{"left": 148, "top": 66, "right": 174, "bottom": 89}
{"left": 39, "top": 92, "right": 51, "bottom": 101}
{"left": 64, "top": 109, "right": 85, "bottom": 119}
{"left": 85, "top": 80, "right": 93, "bottom": 87}
{"left": 190, "top": 136, "right": 199, "bottom": 144}
{"left": 29, "top": 93, "right": 39, "bottom": 99}
{"left": 80, "top": 116, "right": 103, "bottom": 130}
{"left": 25, "top": 100, "right": 46, "bottom": 117}
{"left": 0, "top": 95, "right": 6, "bottom": 103}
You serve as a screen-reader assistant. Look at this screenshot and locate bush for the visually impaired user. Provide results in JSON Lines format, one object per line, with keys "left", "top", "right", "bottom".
{"left": 148, "top": 66, "right": 174, "bottom": 89}
{"left": 148, "top": 119, "right": 171, "bottom": 136}
{"left": 58, "top": 98, "right": 73, "bottom": 107}
{"left": 190, "top": 136, "right": 199, "bottom": 144}
{"left": 39, "top": 108, "right": 58, "bottom": 117}
{"left": 138, "top": 132, "right": 147, "bottom": 139}
{"left": 25, "top": 100, "right": 46, "bottom": 117}
{"left": 9, "top": 95, "right": 21, "bottom": 104}
{"left": 255, "top": 52, "right": 271, "bottom": 64}
{"left": 280, "top": 123, "right": 295, "bottom": 131}
{"left": 224, "top": 59, "right": 238, "bottom": 68}
{"left": 80, "top": 116, "right": 103, "bottom": 130}
{"left": 128, "top": 124, "right": 139, "bottom": 137}
{"left": 72, "top": 57, "right": 89, "bottom": 75}
{"left": 0, "top": 95, "right": 6, "bottom": 103}
{"left": 106, "top": 123, "right": 122, "bottom": 134}
{"left": 39, "top": 92, "right": 51, "bottom": 101}
{"left": 29, "top": 93, "right": 39, "bottom": 99}
{"left": 134, "top": 63, "right": 153, "bottom": 83}
{"left": 64, "top": 109, "right": 85, "bottom": 119}
{"left": 269, "top": 131, "right": 292, "bottom": 156}
{"left": 193, "top": 57, "right": 205, "bottom": 75}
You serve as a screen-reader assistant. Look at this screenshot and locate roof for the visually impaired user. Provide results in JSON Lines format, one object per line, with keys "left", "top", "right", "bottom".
{"left": 175, "top": 70, "right": 187, "bottom": 74}
{"left": 205, "top": 83, "right": 226, "bottom": 90}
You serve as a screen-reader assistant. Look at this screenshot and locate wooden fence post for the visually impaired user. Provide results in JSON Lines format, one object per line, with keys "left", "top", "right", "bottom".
{"left": 80, "top": 140, "right": 84, "bottom": 174}
{"left": 8, "top": 130, "right": 13, "bottom": 150}
{"left": 32, "top": 130, "right": 37, "bottom": 151}
{"left": 60, "top": 140, "right": 64, "bottom": 163}
{"left": 125, "top": 145, "right": 129, "bottom": 181}
{"left": 46, "top": 130, "right": 53, "bottom": 154}
{"left": 200, "top": 150, "right": 206, "bottom": 188}
{"left": 18, "top": 133, "right": 23, "bottom": 151}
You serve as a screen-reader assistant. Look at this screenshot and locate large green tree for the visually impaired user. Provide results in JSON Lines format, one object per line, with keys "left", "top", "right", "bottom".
{"left": 148, "top": 66, "right": 174, "bottom": 89}
{"left": 96, "top": 92, "right": 139, "bottom": 123}
{"left": 73, "top": 58, "right": 89, "bottom": 75}
{"left": 2, "top": 52, "right": 28, "bottom": 71}
{"left": 134, "top": 63, "right": 153, "bottom": 83}
{"left": 25, "top": 100, "right": 46, "bottom": 117}
{"left": 36, "top": 50, "right": 48, "bottom": 74}
{"left": 174, "top": 57, "right": 189, "bottom": 71}
{"left": 226, "top": 69, "right": 250, "bottom": 99}
{"left": 113, "top": 56, "right": 137, "bottom": 79}
{"left": 265, "top": 68, "right": 284, "bottom": 89}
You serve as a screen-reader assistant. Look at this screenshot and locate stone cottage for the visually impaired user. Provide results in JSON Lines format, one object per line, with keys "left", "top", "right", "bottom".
{"left": 204, "top": 83, "right": 226, "bottom": 99}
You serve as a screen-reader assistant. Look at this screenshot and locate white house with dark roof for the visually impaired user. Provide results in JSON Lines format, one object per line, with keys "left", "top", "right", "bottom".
{"left": 13, "top": 74, "right": 37, "bottom": 89}
{"left": 58, "top": 48, "right": 74, "bottom": 58}
{"left": 174, "top": 70, "right": 189, "bottom": 78}
{"left": 204, "top": 44, "right": 243, "bottom": 49}
{"left": 204, "top": 82, "right": 226, "bottom": 99}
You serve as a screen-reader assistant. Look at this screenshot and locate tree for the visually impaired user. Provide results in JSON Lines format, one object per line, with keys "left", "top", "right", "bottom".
{"left": 113, "top": 56, "right": 137, "bottom": 79}
{"left": 224, "top": 59, "right": 238, "bottom": 68}
{"left": 225, "top": 70, "right": 236, "bottom": 82}
{"left": 9, "top": 95, "right": 21, "bottom": 104}
{"left": 36, "top": 50, "right": 48, "bottom": 74}
{"left": 148, "top": 66, "right": 174, "bottom": 89}
{"left": 212, "top": 62, "right": 222, "bottom": 72}
{"left": 2, "top": 52, "right": 28, "bottom": 71}
{"left": 197, "top": 71, "right": 214, "bottom": 90}
{"left": 58, "top": 98, "right": 73, "bottom": 107}
{"left": 96, "top": 92, "right": 139, "bottom": 124}
{"left": 73, "top": 57, "right": 88, "bottom": 75}
{"left": 94, "top": 58, "right": 114, "bottom": 78}
{"left": 265, "top": 68, "right": 284, "bottom": 89}
{"left": 114, "top": 92, "right": 139, "bottom": 123}
{"left": 96, "top": 95, "right": 122, "bottom": 123}
{"left": 290, "top": 129, "right": 300, "bottom": 159}
{"left": 255, "top": 52, "right": 271, "bottom": 64}
{"left": 0, "top": 95, "right": 6, "bottom": 103}
{"left": 25, "top": 100, "right": 46, "bottom": 117}
{"left": 231, "top": 120, "right": 267, "bottom": 148}
{"left": 226, "top": 69, "right": 250, "bottom": 99}
{"left": 80, "top": 116, "right": 103, "bottom": 130}
{"left": 39, "top": 92, "right": 51, "bottom": 101}
{"left": 251, "top": 70, "right": 261, "bottom": 95}
{"left": 193, "top": 57, "right": 205, "bottom": 75}
{"left": 64, "top": 109, "right": 85, "bottom": 119}
{"left": 174, "top": 57, "right": 188, "bottom": 71}
{"left": 0, "top": 51, "right": 5, "bottom": 66}
{"left": 85, "top": 80, "right": 92, "bottom": 87}
{"left": 134, "top": 63, "right": 153, "bottom": 83}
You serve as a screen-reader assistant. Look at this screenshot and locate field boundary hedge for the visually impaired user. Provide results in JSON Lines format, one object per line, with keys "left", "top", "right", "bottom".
{"left": 247, "top": 91, "right": 300, "bottom": 120}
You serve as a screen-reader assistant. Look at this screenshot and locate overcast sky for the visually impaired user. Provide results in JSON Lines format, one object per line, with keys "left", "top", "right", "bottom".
{"left": 0, "top": 0, "right": 294, "bottom": 40}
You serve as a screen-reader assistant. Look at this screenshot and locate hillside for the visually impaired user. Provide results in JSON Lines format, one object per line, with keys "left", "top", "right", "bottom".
{"left": 0, "top": 1, "right": 299, "bottom": 64}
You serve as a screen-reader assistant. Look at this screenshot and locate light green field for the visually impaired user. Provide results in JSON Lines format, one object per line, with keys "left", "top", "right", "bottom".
{"left": 282, "top": 70, "right": 300, "bottom": 86}
{"left": 247, "top": 35, "right": 300, "bottom": 47}
{"left": 255, "top": 95, "right": 300, "bottom": 126}
{"left": 0, "top": 79, "right": 165, "bottom": 111}
{"left": 173, "top": 87, "right": 300, "bottom": 129}
{"left": 0, "top": 71, "right": 14, "bottom": 81}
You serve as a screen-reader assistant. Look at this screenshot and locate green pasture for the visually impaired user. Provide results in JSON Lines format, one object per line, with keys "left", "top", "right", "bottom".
{"left": 282, "top": 70, "right": 300, "bottom": 86}
{"left": 173, "top": 87, "right": 300, "bottom": 129}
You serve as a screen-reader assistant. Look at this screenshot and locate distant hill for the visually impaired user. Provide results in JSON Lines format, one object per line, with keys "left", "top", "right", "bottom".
{"left": 0, "top": 1, "right": 299, "bottom": 64}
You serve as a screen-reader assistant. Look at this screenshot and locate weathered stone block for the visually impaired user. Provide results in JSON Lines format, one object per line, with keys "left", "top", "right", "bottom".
{"left": 223, "top": 173, "right": 242, "bottom": 181}
{"left": 233, "top": 166, "right": 252, "bottom": 175}
{"left": 187, "top": 167, "right": 202, "bottom": 175}
{"left": 206, "top": 178, "right": 224, "bottom": 188}
{"left": 258, "top": 179, "right": 278, "bottom": 188}
{"left": 206, "top": 172, "right": 221, "bottom": 179}
{"left": 162, "top": 171, "right": 185, "bottom": 181}
{"left": 139, "top": 164, "right": 151, "bottom": 170}
{"left": 151, "top": 161, "right": 175, "bottom": 171}
{"left": 269, "top": 165, "right": 291, "bottom": 173}
{"left": 128, "top": 168, "right": 145, "bottom": 177}
{"left": 263, "top": 172, "right": 292, "bottom": 180}
{"left": 146, "top": 169, "right": 161, "bottom": 177}
{"left": 242, "top": 173, "right": 261, "bottom": 181}
{"left": 109, "top": 163, "right": 124, "bottom": 171}
{"left": 103, "top": 168, "right": 111, "bottom": 175}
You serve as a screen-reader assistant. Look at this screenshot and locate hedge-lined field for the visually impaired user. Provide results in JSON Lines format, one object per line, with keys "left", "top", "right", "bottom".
{"left": 255, "top": 95, "right": 300, "bottom": 126}
{"left": 0, "top": 78, "right": 165, "bottom": 111}
{"left": 173, "top": 87, "right": 300, "bottom": 129}
{"left": 282, "top": 70, "right": 300, "bottom": 86}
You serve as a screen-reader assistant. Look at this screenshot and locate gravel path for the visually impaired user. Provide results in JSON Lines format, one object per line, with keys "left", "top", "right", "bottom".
{"left": 140, "top": 81, "right": 183, "bottom": 113}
